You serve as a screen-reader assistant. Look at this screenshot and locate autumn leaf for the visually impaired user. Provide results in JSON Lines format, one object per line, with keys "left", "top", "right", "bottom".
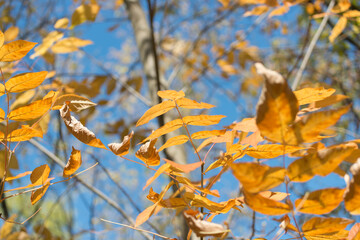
{"left": 63, "top": 147, "right": 82, "bottom": 177}
{"left": 0, "top": 83, "right": 4, "bottom": 97}
{"left": 158, "top": 135, "right": 188, "bottom": 151}
{"left": 52, "top": 94, "right": 97, "bottom": 112}
{"left": 232, "top": 118, "right": 258, "bottom": 132}
{"left": 302, "top": 217, "right": 354, "bottom": 236}
{"left": 30, "top": 31, "right": 64, "bottom": 59}
{"left": 8, "top": 97, "right": 52, "bottom": 121}
{"left": 295, "top": 188, "right": 345, "bottom": 214}
{"left": 60, "top": 104, "right": 106, "bottom": 149}
{"left": 136, "top": 138, "right": 160, "bottom": 166}
{"left": 243, "top": 190, "right": 291, "bottom": 215}
{"left": 163, "top": 158, "right": 203, "bottom": 173}
{"left": 269, "top": 5, "right": 290, "bottom": 17}
{"left": 245, "top": 144, "right": 305, "bottom": 159}
{"left": 51, "top": 37, "right": 93, "bottom": 53}
{"left": 136, "top": 100, "right": 175, "bottom": 127}
{"left": 157, "top": 90, "right": 185, "bottom": 100}
{"left": 71, "top": 3, "right": 100, "bottom": 28}
{"left": 141, "top": 119, "right": 183, "bottom": 143}
{"left": 329, "top": 17, "right": 347, "bottom": 43}
{"left": 183, "top": 115, "right": 226, "bottom": 126}
{"left": 348, "top": 223, "right": 360, "bottom": 240}
{"left": 288, "top": 143, "right": 357, "bottom": 182}
{"left": 0, "top": 125, "right": 43, "bottom": 142}
{"left": 231, "top": 162, "right": 285, "bottom": 193}
{"left": 176, "top": 97, "right": 215, "bottom": 109}
{"left": 5, "top": 71, "right": 48, "bottom": 93}
{"left": 108, "top": 131, "right": 134, "bottom": 156}
{"left": 0, "top": 30, "right": 4, "bottom": 48}
{"left": 54, "top": 18, "right": 69, "bottom": 29}
{"left": 4, "top": 27, "right": 19, "bottom": 42}
{"left": 191, "top": 130, "right": 226, "bottom": 139}
{"left": 31, "top": 164, "right": 50, "bottom": 186}
{"left": 255, "top": 63, "right": 299, "bottom": 144}
{"left": 143, "top": 163, "right": 171, "bottom": 189}
{"left": 0, "top": 40, "right": 37, "bottom": 62}
{"left": 343, "top": 10, "right": 360, "bottom": 18}
{"left": 345, "top": 159, "right": 360, "bottom": 214}
{"left": 0, "top": 108, "right": 4, "bottom": 122}
{"left": 311, "top": 94, "right": 348, "bottom": 109}
{"left": 244, "top": 5, "right": 269, "bottom": 17}
{"left": 31, "top": 180, "right": 50, "bottom": 205}
{"left": 294, "top": 87, "right": 336, "bottom": 105}
{"left": 5, "top": 171, "right": 32, "bottom": 182}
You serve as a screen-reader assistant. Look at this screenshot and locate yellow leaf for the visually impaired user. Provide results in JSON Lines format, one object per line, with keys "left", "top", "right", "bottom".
{"left": 343, "top": 10, "right": 360, "bottom": 18}
{"left": 108, "top": 131, "right": 133, "bottom": 156}
{"left": 5, "top": 171, "right": 32, "bottom": 182}
{"left": 30, "top": 31, "right": 64, "bottom": 59}
{"left": 329, "top": 17, "right": 347, "bottom": 43}
{"left": 63, "top": 147, "right": 82, "bottom": 177}
{"left": 31, "top": 180, "right": 50, "bottom": 205}
{"left": 143, "top": 163, "right": 171, "bottom": 189}
{"left": 141, "top": 119, "right": 183, "bottom": 143}
{"left": 52, "top": 94, "right": 97, "bottom": 112}
{"left": 146, "top": 187, "right": 187, "bottom": 208}
{"left": 60, "top": 104, "right": 106, "bottom": 149}
{"left": 136, "top": 100, "right": 175, "bottom": 127}
{"left": 0, "top": 40, "right": 37, "bottom": 62}
{"left": 8, "top": 97, "right": 52, "bottom": 121}
{"left": 54, "top": 17, "right": 69, "bottom": 29}
{"left": 31, "top": 164, "right": 50, "bottom": 186}
{"left": 0, "top": 107, "right": 4, "bottom": 122}
{"left": 0, "top": 83, "right": 4, "bottom": 97}
{"left": 205, "top": 154, "right": 234, "bottom": 173}
{"left": 176, "top": 176, "right": 220, "bottom": 197}
{"left": 71, "top": 3, "right": 100, "bottom": 28}
{"left": 163, "top": 159, "right": 203, "bottom": 173}
{"left": 311, "top": 94, "right": 348, "bottom": 109}
{"left": 288, "top": 143, "right": 357, "bottom": 182}
{"left": 269, "top": 5, "right": 289, "bottom": 17}
{"left": 184, "top": 192, "right": 242, "bottom": 214}
{"left": 302, "top": 217, "right": 354, "bottom": 236}
{"left": 233, "top": 118, "right": 258, "bottom": 132}
{"left": 294, "top": 87, "right": 336, "bottom": 105}
{"left": 295, "top": 188, "right": 345, "bottom": 214}
{"left": 332, "top": 0, "right": 351, "bottom": 13}
{"left": 345, "top": 160, "right": 360, "bottom": 214}
{"left": 348, "top": 223, "right": 360, "bottom": 240}
{"left": 231, "top": 162, "right": 285, "bottom": 193}
{"left": 0, "top": 215, "right": 16, "bottom": 239}
{"left": 217, "top": 59, "right": 237, "bottom": 75}
{"left": 191, "top": 130, "right": 226, "bottom": 139}
{"left": 5, "top": 71, "right": 48, "bottom": 93}
{"left": 51, "top": 37, "right": 93, "bottom": 53}
{"left": 157, "top": 90, "right": 185, "bottom": 100}
{"left": 259, "top": 191, "right": 289, "bottom": 201}
{"left": 255, "top": 63, "right": 299, "bottom": 144}
{"left": 244, "top": 5, "right": 269, "bottom": 16}
{"left": 136, "top": 138, "right": 160, "bottom": 166}
{"left": 158, "top": 135, "right": 188, "bottom": 151}
{"left": 0, "top": 125, "right": 43, "bottom": 142}
{"left": 183, "top": 115, "right": 226, "bottom": 126}
{"left": 245, "top": 144, "right": 305, "bottom": 159}
{"left": 4, "top": 26, "right": 19, "bottom": 42}
{"left": 0, "top": 30, "right": 4, "bottom": 48}
{"left": 244, "top": 190, "right": 291, "bottom": 215}
{"left": 176, "top": 97, "right": 215, "bottom": 109}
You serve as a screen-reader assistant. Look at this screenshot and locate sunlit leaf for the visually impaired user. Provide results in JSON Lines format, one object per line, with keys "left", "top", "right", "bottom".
{"left": 51, "top": 37, "right": 93, "bottom": 53}
{"left": 60, "top": 104, "right": 106, "bottom": 149}
{"left": 205, "top": 154, "right": 234, "bottom": 173}
{"left": 0, "top": 125, "right": 43, "bottom": 142}
{"left": 231, "top": 162, "right": 285, "bottom": 193}
{"left": 329, "top": 17, "right": 347, "bottom": 43}
{"left": 288, "top": 143, "right": 357, "bottom": 182}
{"left": 294, "top": 87, "right": 336, "bottom": 106}
{"left": 302, "top": 217, "right": 353, "bottom": 236}
{"left": 8, "top": 97, "right": 52, "bottom": 121}
{"left": 108, "top": 131, "right": 134, "bottom": 156}
{"left": 5, "top": 71, "right": 48, "bottom": 93}
{"left": 52, "top": 94, "right": 97, "bottom": 112}
{"left": 163, "top": 158, "right": 203, "bottom": 173}
{"left": 136, "top": 100, "right": 175, "bottom": 127}
{"left": 71, "top": 3, "right": 100, "bottom": 28}
{"left": 245, "top": 144, "right": 305, "bottom": 159}
{"left": 244, "top": 5, "right": 269, "bottom": 16}
{"left": 158, "top": 135, "right": 188, "bottom": 151}
{"left": 54, "top": 17, "right": 69, "bottom": 29}
{"left": 243, "top": 190, "right": 291, "bottom": 215}
{"left": 191, "top": 130, "right": 226, "bottom": 139}
{"left": 30, "top": 31, "right": 64, "bottom": 59}
{"left": 259, "top": 191, "right": 289, "bottom": 201}
{"left": 4, "top": 26, "right": 19, "bottom": 42}
{"left": 311, "top": 94, "right": 348, "bottom": 109}
{"left": 31, "top": 180, "right": 50, "bottom": 205}
{"left": 0, "top": 30, "right": 4, "bottom": 48}
{"left": 5, "top": 171, "right": 32, "bottom": 182}
{"left": 343, "top": 10, "right": 360, "bottom": 18}
{"left": 157, "top": 90, "right": 185, "bottom": 100}
{"left": 233, "top": 118, "right": 258, "bottom": 132}
{"left": 0, "top": 83, "right": 4, "bottom": 97}
{"left": 345, "top": 160, "right": 360, "bottom": 214}
{"left": 269, "top": 5, "right": 289, "bottom": 17}
{"left": 0, "top": 40, "right": 37, "bottom": 62}
{"left": 63, "top": 147, "right": 82, "bottom": 177}
{"left": 348, "top": 223, "right": 360, "bottom": 240}
{"left": 147, "top": 188, "right": 187, "bottom": 208}
{"left": 143, "top": 163, "right": 171, "bottom": 190}
{"left": 0, "top": 108, "right": 4, "bottom": 122}
{"left": 255, "top": 63, "right": 299, "bottom": 144}
{"left": 295, "top": 188, "right": 345, "bottom": 214}
{"left": 183, "top": 115, "right": 226, "bottom": 126}
{"left": 176, "top": 97, "right": 215, "bottom": 109}
{"left": 136, "top": 138, "right": 160, "bottom": 166}
{"left": 176, "top": 176, "right": 219, "bottom": 197}
{"left": 141, "top": 119, "right": 183, "bottom": 143}
{"left": 30, "top": 164, "right": 50, "bottom": 186}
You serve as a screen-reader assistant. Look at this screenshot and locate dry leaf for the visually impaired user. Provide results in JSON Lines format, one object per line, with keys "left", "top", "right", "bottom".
{"left": 136, "top": 138, "right": 160, "bottom": 166}
{"left": 60, "top": 104, "right": 106, "bottom": 149}
{"left": 108, "top": 131, "right": 134, "bottom": 156}
{"left": 348, "top": 223, "right": 360, "bottom": 240}
{"left": 31, "top": 164, "right": 50, "bottom": 186}
{"left": 63, "top": 146, "right": 82, "bottom": 177}
{"left": 52, "top": 94, "right": 97, "bottom": 112}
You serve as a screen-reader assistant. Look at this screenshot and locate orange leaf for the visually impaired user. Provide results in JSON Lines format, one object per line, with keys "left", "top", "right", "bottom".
{"left": 143, "top": 163, "right": 171, "bottom": 190}
{"left": 0, "top": 107, "right": 4, "bottom": 122}
{"left": 0, "top": 83, "right": 4, "bottom": 97}
{"left": 163, "top": 159, "right": 203, "bottom": 173}
{"left": 136, "top": 100, "right": 175, "bottom": 127}
{"left": 31, "top": 180, "right": 50, "bottom": 205}
{"left": 311, "top": 94, "right": 348, "bottom": 109}
{"left": 269, "top": 5, "right": 289, "bottom": 17}
{"left": 108, "top": 131, "right": 134, "bottom": 156}
{"left": 288, "top": 143, "right": 357, "bottom": 182}
{"left": 8, "top": 97, "right": 52, "bottom": 121}
{"left": 183, "top": 115, "right": 226, "bottom": 126}
{"left": 5, "top": 171, "right": 32, "bottom": 182}
{"left": 71, "top": 3, "right": 100, "bottom": 28}
{"left": 255, "top": 63, "right": 299, "bottom": 144}
{"left": 51, "top": 37, "right": 93, "bottom": 53}
{"left": 345, "top": 160, "right": 360, "bottom": 215}
{"left": 0, "top": 40, "right": 37, "bottom": 62}
{"left": 302, "top": 217, "right": 354, "bottom": 236}
{"left": 0, "top": 30, "right": 4, "bottom": 48}
{"left": 233, "top": 118, "right": 258, "bottom": 132}
{"left": 343, "top": 10, "right": 360, "bottom": 18}
{"left": 5, "top": 71, "right": 48, "bottom": 93}
{"left": 4, "top": 27, "right": 19, "bottom": 42}
{"left": 244, "top": 190, "right": 291, "bottom": 215}
{"left": 176, "top": 176, "right": 219, "bottom": 197}
{"left": 31, "top": 164, "right": 50, "bottom": 186}
{"left": 141, "top": 119, "right": 183, "bottom": 143}
{"left": 157, "top": 90, "right": 185, "bottom": 100}
{"left": 259, "top": 191, "right": 289, "bottom": 201}
{"left": 176, "top": 97, "right": 215, "bottom": 109}
{"left": 63, "top": 147, "right": 82, "bottom": 177}
{"left": 244, "top": 5, "right": 269, "bottom": 16}
{"left": 191, "top": 130, "right": 226, "bottom": 139}
{"left": 136, "top": 138, "right": 160, "bottom": 166}
{"left": 54, "top": 17, "right": 69, "bottom": 29}
{"left": 205, "top": 154, "right": 234, "bottom": 173}
{"left": 329, "top": 17, "right": 347, "bottom": 43}
{"left": 294, "top": 87, "right": 336, "bottom": 106}
{"left": 52, "top": 94, "right": 97, "bottom": 112}
{"left": 0, "top": 125, "right": 43, "bottom": 142}
{"left": 158, "top": 135, "right": 188, "bottom": 151}
{"left": 295, "top": 188, "right": 345, "bottom": 214}
{"left": 245, "top": 144, "right": 305, "bottom": 159}
{"left": 348, "top": 223, "right": 360, "bottom": 240}
{"left": 60, "top": 104, "right": 106, "bottom": 149}
{"left": 231, "top": 162, "right": 285, "bottom": 193}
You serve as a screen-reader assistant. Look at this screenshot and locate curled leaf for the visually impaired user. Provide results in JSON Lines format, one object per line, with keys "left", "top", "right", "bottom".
{"left": 108, "top": 131, "right": 134, "bottom": 156}
{"left": 63, "top": 147, "right": 82, "bottom": 177}
{"left": 136, "top": 138, "right": 160, "bottom": 166}
{"left": 60, "top": 104, "right": 106, "bottom": 149}
{"left": 52, "top": 94, "right": 97, "bottom": 112}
